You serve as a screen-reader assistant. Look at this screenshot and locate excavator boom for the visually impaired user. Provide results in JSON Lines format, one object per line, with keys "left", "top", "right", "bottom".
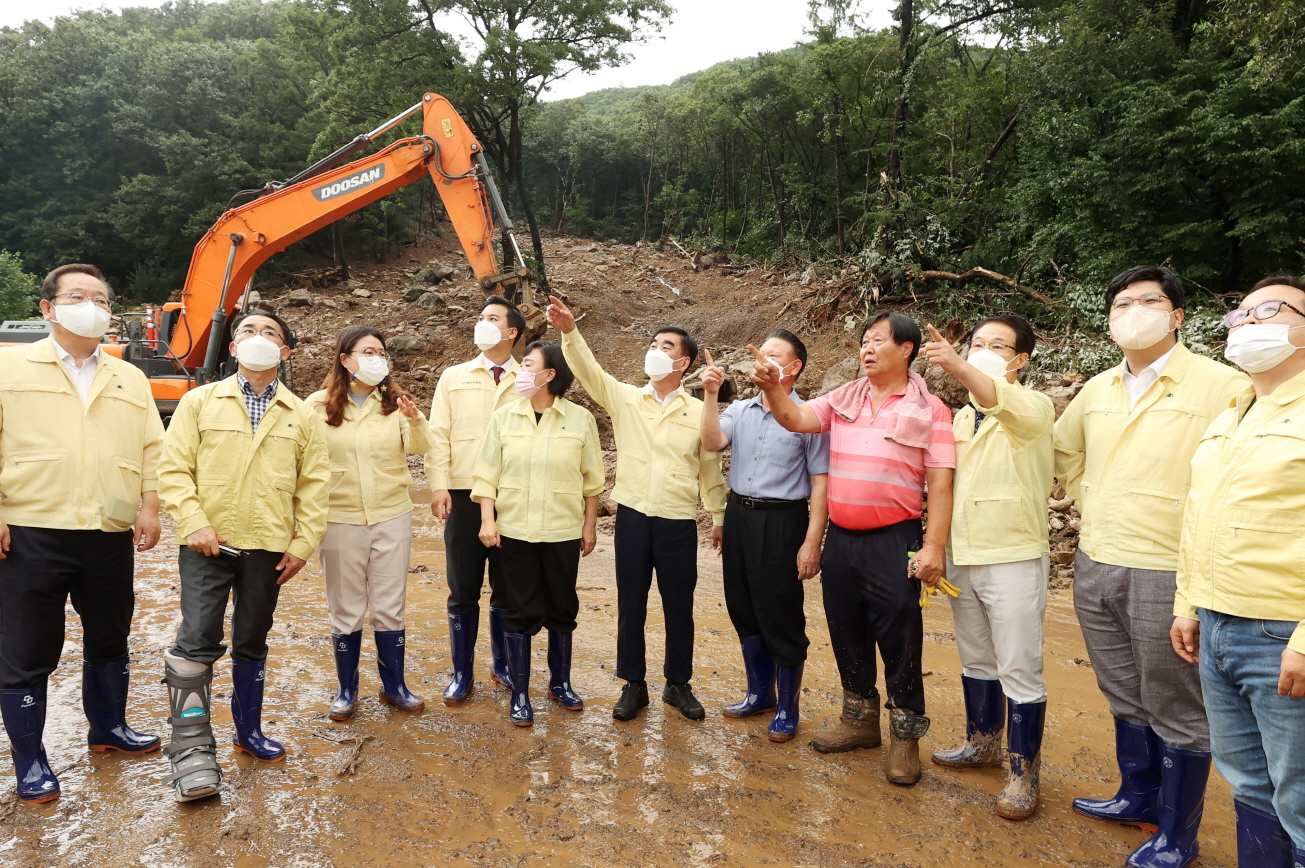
{"left": 161, "top": 92, "right": 529, "bottom": 384}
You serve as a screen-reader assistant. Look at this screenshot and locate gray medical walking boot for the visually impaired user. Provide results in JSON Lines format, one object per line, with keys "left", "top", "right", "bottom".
{"left": 161, "top": 651, "right": 222, "bottom": 803}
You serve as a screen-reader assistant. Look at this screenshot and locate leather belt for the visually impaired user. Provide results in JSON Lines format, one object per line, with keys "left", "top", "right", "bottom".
{"left": 728, "top": 491, "right": 805, "bottom": 510}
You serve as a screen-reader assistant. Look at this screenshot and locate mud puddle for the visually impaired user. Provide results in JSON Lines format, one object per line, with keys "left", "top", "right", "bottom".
{"left": 0, "top": 490, "right": 1236, "bottom": 867}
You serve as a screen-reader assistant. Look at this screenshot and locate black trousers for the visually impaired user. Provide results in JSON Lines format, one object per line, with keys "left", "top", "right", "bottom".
{"left": 722, "top": 500, "right": 810, "bottom": 667}
{"left": 614, "top": 505, "right": 698, "bottom": 684}
{"left": 0, "top": 526, "right": 135, "bottom": 689}
{"left": 445, "top": 489, "right": 506, "bottom": 614}
{"left": 172, "top": 547, "right": 283, "bottom": 664}
{"left": 820, "top": 519, "right": 925, "bottom": 714}
{"left": 498, "top": 536, "right": 582, "bottom": 636}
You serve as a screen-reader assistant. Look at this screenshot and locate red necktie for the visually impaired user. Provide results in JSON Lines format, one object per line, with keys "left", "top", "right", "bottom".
{"left": 492, "top": 365, "right": 503, "bottom": 385}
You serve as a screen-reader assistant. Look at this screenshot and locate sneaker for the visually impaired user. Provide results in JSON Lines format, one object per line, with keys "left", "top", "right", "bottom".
{"left": 612, "top": 680, "right": 649, "bottom": 721}
{"left": 662, "top": 682, "right": 706, "bottom": 721}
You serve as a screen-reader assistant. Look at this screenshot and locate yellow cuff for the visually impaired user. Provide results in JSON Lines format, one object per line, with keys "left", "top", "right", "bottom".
{"left": 1289, "top": 624, "right": 1305, "bottom": 657}
{"left": 175, "top": 513, "right": 212, "bottom": 540}
{"left": 287, "top": 539, "right": 317, "bottom": 561}
{"left": 711, "top": 511, "right": 725, "bottom": 527}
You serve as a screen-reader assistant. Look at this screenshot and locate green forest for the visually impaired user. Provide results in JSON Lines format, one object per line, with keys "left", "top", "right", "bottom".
{"left": 0, "top": 0, "right": 1301, "bottom": 329}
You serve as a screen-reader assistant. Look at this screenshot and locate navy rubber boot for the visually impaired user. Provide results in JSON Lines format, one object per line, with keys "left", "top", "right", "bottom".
{"left": 546, "top": 630, "right": 583, "bottom": 710}
{"left": 0, "top": 684, "right": 59, "bottom": 803}
{"left": 723, "top": 634, "right": 777, "bottom": 718}
{"left": 230, "top": 660, "right": 286, "bottom": 762}
{"left": 1126, "top": 744, "right": 1212, "bottom": 868}
{"left": 1293, "top": 845, "right": 1305, "bottom": 868}
{"left": 488, "top": 606, "right": 513, "bottom": 690}
{"left": 767, "top": 663, "right": 804, "bottom": 742}
{"left": 376, "top": 629, "right": 425, "bottom": 712}
{"left": 329, "top": 632, "right": 362, "bottom": 721}
{"left": 1234, "top": 800, "right": 1293, "bottom": 868}
{"left": 996, "top": 700, "right": 1046, "bottom": 820}
{"left": 932, "top": 675, "right": 1005, "bottom": 768}
{"left": 443, "top": 612, "right": 476, "bottom": 705}
{"left": 505, "top": 632, "right": 533, "bottom": 726}
{"left": 83, "top": 656, "right": 160, "bottom": 753}
{"left": 1074, "top": 717, "right": 1164, "bottom": 829}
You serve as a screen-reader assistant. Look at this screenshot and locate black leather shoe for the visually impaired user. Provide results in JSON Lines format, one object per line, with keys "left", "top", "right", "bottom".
{"left": 612, "top": 681, "right": 649, "bottom": 721}
{"left": 662, "top": 682, "right": 706, "bottom": 721}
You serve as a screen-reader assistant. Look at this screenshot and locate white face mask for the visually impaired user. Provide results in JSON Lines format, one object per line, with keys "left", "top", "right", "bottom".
{"left": 644, "top": 348, "right": 680, "bottom": 381}
{"left": 235, "top": 335, "right": 282, "bottom": 372}
{"left": 1109, "top": 305, "right": 1175, "bottom": 351}
{"left": 352, "top": 354, "right": 389, "bottom": 386}
{"left": 53, "top": 300, "right": 112, "bottom": 339}
{"left": 1224, "top": 323, "right": 1305, "bottom": 373}
{"left": 474, "top": 320, "right": 508, "bottom": 351}
{"left": 967, "top": 348, "right": 1019, "bottom": 379}
{"left": 769, "top": 357, "right": 799, "bottom": 380}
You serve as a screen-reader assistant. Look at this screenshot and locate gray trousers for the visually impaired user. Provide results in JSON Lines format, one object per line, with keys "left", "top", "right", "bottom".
{"left": 171, "top": 547, "right": 283, "bottom": 665}
{"left": 1073, "top": 550, "right": 1209, "bottom": 750}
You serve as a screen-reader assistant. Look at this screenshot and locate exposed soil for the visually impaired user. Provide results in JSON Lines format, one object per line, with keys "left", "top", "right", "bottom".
{"left": 0, "top": 498, "right": 1237, "bottom": 867}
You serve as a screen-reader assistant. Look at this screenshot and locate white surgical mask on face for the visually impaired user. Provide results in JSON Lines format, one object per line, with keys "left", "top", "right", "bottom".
{"left": 1224, "top": 323, "right": 1305, "bottom": 373}
{"left": 644, "top": 349, "right": 678, "bottom": 381}
{"left": 769, "top": 357, "right": 799, "bottom": 380}
{"left": 352, "top": 354, "right": 389, "bottom": 386}
{"left": 53, "top": 300, "right": 112, "bottom": 339}
{"left": 1110, "top": 305, "right": 1175, "bottom": 351}
{"left": 474, "top": 320, "right": 507, "bottom": 351}
{"left": 967, "top": 348, "right": 1018, "bottom": 379}
{"left": 236, "top": 335, "right": 282, "bottom": 372}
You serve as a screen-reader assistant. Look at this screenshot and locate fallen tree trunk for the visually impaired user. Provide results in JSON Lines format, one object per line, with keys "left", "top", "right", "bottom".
{"left": 913, "top": 267, "right": 1058, "bottom": 306}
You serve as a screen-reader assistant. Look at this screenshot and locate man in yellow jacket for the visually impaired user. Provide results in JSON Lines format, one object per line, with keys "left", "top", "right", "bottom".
{"left": 0, "top": 264, "right": 164, "bottom": 804}
{"left": 157, "top": 310, "right": 329, "bottom": 803}
{"left": 424, "top": 295, "right": 525, "bottom": 704}
{"left": 922, "top": 315, "right": 1054, "bottom": 821}
{"left": 1055, "top": 265, "right": 1247, "bottom": 868}
{"left": 1171, "top": 275, "right": 1305, "bottom": 868}
{"left": 546, "top": 295, "right": 727, "bottom": 722}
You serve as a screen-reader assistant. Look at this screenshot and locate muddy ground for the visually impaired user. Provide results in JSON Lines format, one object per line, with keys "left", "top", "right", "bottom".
{"left": 0, "top": 490, "right": 1236, "bottom": 868}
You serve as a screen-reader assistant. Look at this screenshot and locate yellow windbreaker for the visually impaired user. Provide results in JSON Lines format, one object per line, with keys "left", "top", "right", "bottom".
{"left": 158, "top": 376, "right": 330, "bottom": 560}
{"left": 950, "top": 375, "right": 1055, "bottom": 565}
{"left": 1176, "top": 372, "right": 1305, "bottom": 654}
{"left": 1054, "top": 343, "right": 1247, "bottom": 571}
{"left": 471, "top": 397, "right": 605, "bottom": 542}
{"left": 306, "top": 389, "right": 433, "bottom": 525}
{"left": 424, "top": 356, "right": 523, "bottom": 491}
{"left": 561, "top": 328, "right": 726, "bottom": 525}
{"left": 0, "top": 338, "right": 164, "bottom": 532}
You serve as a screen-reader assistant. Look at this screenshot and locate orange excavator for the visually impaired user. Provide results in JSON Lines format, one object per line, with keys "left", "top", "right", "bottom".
{"left": 0, "top": 93, "right": 533, "bottom": 417}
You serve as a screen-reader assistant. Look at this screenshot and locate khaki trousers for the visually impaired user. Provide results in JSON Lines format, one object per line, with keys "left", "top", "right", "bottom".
{"left": 318, "top": 512, "right": 413, "bottom": 635}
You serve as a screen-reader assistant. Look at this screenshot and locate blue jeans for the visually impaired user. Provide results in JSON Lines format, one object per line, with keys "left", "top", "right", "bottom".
{"left": 1198, "top": 608, "right": 1305, "bottom": 848}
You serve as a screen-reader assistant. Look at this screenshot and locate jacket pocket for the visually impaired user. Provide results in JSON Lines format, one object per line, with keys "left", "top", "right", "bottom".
{"left": 380, "top": 458, "right": 413, "bottom": 488}
{"left": 1116, "top": 484, "right": 1187, "bottom": 554}
{"left": 104, "top": 455, "right": 144, "bottom": 526}
{"left": 1, "top": 449, "right": 69, "bottom": 513}
{"left": 546, "top": 481, "right": 585, "bottom": 532}
{"left": 963, "top": 485, "right": 1028, "bottom": 552}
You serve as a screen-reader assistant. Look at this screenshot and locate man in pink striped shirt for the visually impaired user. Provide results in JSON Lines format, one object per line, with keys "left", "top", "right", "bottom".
{"left": 754, "top": 312, "right": 955, "bottom": 786}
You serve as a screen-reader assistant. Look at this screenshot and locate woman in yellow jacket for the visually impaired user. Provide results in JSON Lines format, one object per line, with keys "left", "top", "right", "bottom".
{"left": 472, "top": 340, "right": 604, "bottom": 726}
{"left": 308, "top": 326, "right": 432, "bottom": 720}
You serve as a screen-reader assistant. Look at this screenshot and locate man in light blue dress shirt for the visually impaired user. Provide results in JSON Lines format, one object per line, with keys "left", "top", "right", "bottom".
{"left": 700, "top": 329, "right": 830, "bottom": 742}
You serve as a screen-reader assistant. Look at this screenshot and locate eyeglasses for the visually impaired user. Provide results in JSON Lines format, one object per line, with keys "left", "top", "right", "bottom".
{"left": 1224, "top": 299, "right": 1305, "bottom": 328}
{"left": 970, "top": 339, "right": 1014, "bottom": 354}
{"left": 1110, "top": 292, "right": 1171, "bottom": 313}
{"left": 234, "top": 326, "right": 285, "bottom": 343}
{"left": 350, "top": 349, "right": 388, "bottom": 359}
{"left": 52, "top": 292, "right": 112, "bottom": 311}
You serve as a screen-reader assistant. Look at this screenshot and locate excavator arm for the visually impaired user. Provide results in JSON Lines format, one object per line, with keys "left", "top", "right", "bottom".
{"left": 166, "top": 92, "right": 530, "bottom": 379}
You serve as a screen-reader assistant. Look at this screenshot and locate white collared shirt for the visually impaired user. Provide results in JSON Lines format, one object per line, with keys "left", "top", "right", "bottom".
{"left": 642, "top": 382, "right": 681, "bottom": 407}
{"left": 471, "top": 353, "right": 517, "bottom": 384}
{"left": 50, "top": 336, "right": 100, "bottom": 402}
{"left": 1122, "top": 343, "right": 1177, "bottom": 409}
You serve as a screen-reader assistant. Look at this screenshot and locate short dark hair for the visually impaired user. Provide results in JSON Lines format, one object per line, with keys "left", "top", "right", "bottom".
{"left": 973, "top": 314, "right": 1036, "bottom": 357}
{"left": 41, "top": 263, "right": 114, "bottom": 303}
{"left": 482, "top": 295, "right": 526, "bottom": 338}
{"left": 765, "top": 328, "right": 808, "bottom": 379}
{"left": 860, "top": 311, "right": 922, "bottom": 364}
{"left": 524, "top": 340, "right": 573, "bottom": 397}
{"left": 1104, "top": 265, "right": 1186, "bottom": 315}
{"left": 231, "top": 308, "right": 296, "bottom": 348}
{"left": 652, "top": 326, "right": 698, "bottom": 367}
{"left": 1248, "top": 274, "right": 1305, "bottom": 296}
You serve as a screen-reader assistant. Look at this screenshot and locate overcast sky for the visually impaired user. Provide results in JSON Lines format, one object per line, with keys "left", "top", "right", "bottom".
{"left": 0, "top": 0, "right": 895, "bottom": 101}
